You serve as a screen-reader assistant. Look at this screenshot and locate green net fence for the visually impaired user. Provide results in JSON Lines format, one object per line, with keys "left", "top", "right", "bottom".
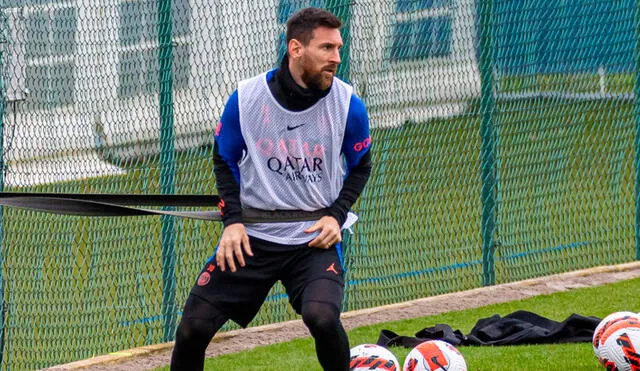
{"left": 0, "top": 0, "right": 638, "bottom": 369}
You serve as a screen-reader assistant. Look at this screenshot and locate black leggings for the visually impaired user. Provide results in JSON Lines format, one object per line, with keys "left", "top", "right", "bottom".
{"left": 170, "top": 294, "right": 228, "bottom": 371}
{"left": 171, "top": 279, "right": 349, "bottom": 371}
{"left": 301, "top": 300, "right": 350, "bottom": 371}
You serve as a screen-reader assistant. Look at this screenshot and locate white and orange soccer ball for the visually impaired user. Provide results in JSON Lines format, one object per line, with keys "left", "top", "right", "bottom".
{"left": 402, "top": 340, "right": 467, "bottom": 371}
{"left": 598, "top": 325, "right": 640, "bottom": 371}
{"left": 593, "top": 311, "right": 640, "bottom": 359}
{"left": 349, "top": 344, "right": 400, "bottom": 371}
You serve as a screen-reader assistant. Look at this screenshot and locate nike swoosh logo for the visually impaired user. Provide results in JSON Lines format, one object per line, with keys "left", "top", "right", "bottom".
{"left": 286, "top": 124, "right": 305, "bottom": 131}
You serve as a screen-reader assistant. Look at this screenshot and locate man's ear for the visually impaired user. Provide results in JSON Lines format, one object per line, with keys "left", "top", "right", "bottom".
{"left": 288, "top": 39, "right": 303, "bottom": 59}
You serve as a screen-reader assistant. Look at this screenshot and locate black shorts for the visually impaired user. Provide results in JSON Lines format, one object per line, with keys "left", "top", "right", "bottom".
{"left": 189, "top": 236, "right": 345, "bottom": 327}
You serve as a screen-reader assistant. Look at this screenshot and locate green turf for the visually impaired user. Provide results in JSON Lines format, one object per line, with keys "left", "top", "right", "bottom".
{"left": 150, "top": 276, "right": 640, "bottom": 370}
{"left": 4, "top": 97, "right": 639, "bottom": 369}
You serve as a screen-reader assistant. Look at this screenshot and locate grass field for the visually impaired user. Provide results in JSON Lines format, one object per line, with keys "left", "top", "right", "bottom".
{"left": 1, "top": 96, "right": 638, "bottom": 369}
{"left": 151, "top": 276, "right": 640, "bottom": 371}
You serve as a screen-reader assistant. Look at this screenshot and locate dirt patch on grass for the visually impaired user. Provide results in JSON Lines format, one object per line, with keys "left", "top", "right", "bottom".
{"left": 45, "top": 262, "right": 640, "bottom": 371}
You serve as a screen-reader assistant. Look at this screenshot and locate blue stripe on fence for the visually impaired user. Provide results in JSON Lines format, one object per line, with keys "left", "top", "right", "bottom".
{"left": 119, "top": 240, "right": 588, "bottom": 326}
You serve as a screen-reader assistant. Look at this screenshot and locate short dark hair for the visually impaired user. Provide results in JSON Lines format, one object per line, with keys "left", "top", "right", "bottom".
{"left": 286, "top": 7, "right": 342, "bottom": 46}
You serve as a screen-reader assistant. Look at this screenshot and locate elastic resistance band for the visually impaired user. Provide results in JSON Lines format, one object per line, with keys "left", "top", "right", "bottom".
{"left": 0, "top": 193, "right": 328, "bottom": 223}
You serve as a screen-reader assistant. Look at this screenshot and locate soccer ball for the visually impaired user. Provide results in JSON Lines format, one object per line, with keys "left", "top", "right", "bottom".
{"left": 402, "top": 340, "right": 467, "bottom": 371}
{"left": 598, "top": 325, "right": 640, "bottom": 371}
{"left": 349, "top": 344, "right": 400, "bottom": 371}
{"left": 597, "top": 317, "right": 640, "bottom": 369}
{"left": 593, "top": 311, "right": 640, "bottom": 358}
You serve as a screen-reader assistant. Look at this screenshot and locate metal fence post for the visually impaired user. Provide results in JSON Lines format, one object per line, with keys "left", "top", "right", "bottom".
{"left": 635, "top": 0, "right": 640, "bottom": 260}
{"left": 328, "top": 0, "right": 351, "bottom": 82}
{"left": 0, "top": 11, "right": 6, "bottom": 364}
{"left": 479, "top": 0, "right": 497, "bottom": 285}
{"left": 158, "top": 0, "right": 177, "bottom": 342}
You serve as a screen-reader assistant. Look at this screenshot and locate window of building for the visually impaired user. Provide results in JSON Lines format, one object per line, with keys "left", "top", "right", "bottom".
{"left": 391, "top": 0, "right": 453, "bottom": 61}
{"left": 117, "top": 0, "right": 191, "bottom": 98}
{"left": 22, "top": 1, "right": 77, "bottom": 109}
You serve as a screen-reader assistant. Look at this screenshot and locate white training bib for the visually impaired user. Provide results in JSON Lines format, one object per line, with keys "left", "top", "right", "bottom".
{"left": 236, "top": 72, "right": 352, "bottom": 244}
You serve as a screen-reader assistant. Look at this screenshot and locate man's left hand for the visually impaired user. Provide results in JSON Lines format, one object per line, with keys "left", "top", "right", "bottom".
{"left": 305, "top": 216, "right": 341, "bottom": 249}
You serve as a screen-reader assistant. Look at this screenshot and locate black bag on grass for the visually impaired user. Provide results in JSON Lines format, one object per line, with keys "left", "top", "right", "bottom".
{"left": 377, "top": 310, "right": 601, "bottom": 347}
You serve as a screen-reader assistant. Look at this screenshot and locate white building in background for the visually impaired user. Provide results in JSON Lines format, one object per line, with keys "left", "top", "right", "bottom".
{"left": 1, "top": 0, "right": 479, "bottom": 186}
{"left": 351, "top": 0, "right": 480, "bottom": 128}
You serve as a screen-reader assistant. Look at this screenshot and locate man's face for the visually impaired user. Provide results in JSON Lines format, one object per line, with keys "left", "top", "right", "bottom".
{"left": 297, "top": 27, "right": 343, "bottom": 91}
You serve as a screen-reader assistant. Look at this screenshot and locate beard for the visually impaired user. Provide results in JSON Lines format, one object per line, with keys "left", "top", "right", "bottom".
{"left": 300, "top": 56, "right": 335, "bottom": 91}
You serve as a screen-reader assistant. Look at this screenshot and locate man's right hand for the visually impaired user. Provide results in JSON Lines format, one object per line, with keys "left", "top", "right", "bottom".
{"left": 216, "top": 223, "right": 252, "bottom": 272}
